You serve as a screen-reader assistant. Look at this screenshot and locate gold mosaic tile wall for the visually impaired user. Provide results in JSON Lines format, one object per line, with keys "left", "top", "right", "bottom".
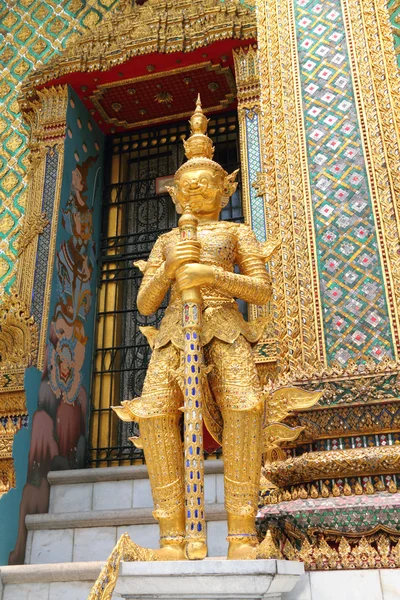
{"left": 0, "top": 0, "right": 118, "bottom": 296}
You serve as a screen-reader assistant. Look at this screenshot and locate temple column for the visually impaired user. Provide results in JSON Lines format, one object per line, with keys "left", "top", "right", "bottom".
{"left": 233, "top": 45, "right": 278, "bottom": 373}
{"left": 17, "top": 85, "right": 69, "bottom": 369}
{"left": 255, "top": 0, "right": 400, "bottom": 568}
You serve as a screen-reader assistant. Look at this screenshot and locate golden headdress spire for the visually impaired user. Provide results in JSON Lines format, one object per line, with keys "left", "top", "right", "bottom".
{"left": 167, "top": 95, "right": 239, "bottom": 214}
{"left": 183, "top": 94, "right": 214, "bottom": 160}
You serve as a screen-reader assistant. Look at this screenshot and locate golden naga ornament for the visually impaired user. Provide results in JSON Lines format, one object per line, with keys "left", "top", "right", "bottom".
{"left": 262, "top": 386, "right": 323, "bottom": 462}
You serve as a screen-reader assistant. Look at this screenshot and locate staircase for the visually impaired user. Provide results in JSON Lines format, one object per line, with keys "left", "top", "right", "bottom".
{"left": 0, "top": 461, "right": 227, "bottom": 599}
{"left": 2, "top": 461, "right": 396, "bottom": 599}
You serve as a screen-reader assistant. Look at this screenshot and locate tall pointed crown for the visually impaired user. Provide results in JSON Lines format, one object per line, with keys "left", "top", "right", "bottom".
{"left": 183, "top": 94, "right": 214, "bottom": 160}
{"left": 167, "top": 95, "right": 239, "bottom": 214}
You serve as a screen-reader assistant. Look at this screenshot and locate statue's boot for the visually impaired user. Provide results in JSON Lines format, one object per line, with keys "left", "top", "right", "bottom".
{"left": 153, "top": 510, "right": 186, "bottom": 560}
{"left": 222, "top": 404, "right": 264, "bottom": 560}
{"left": 226, "top": 514, "right": 259, "bottom": 559}
{"left": 140, "top": 413, "right": 186, "bottom": 560}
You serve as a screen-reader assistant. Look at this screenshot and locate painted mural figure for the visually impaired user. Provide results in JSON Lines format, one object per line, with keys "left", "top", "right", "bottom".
{"left": 114, "top": 98, "right": 277, "bottom": 560}
{"left": 49, "top": 157, "right": 97, "bottom": 406}
{"left": 9, "top": 155, "right": 97, "bottom": 565}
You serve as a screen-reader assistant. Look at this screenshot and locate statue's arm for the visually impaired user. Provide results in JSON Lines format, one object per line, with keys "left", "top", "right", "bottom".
{"left": 212, "top": 225, "right": 272, "bottom": 305}
{"left": 136, "top": 237, "right": 171, "bottom": 316}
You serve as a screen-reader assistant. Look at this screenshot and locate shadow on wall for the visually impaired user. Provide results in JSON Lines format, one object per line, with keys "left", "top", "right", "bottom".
{"left": 9, "top": 155, "right": 98, "bottom": 565}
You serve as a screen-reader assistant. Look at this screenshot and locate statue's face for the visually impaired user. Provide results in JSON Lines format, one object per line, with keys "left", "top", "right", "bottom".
{"left": 176, "top": 167, "right": 224, "bottom": 216}
{"left": 190, "top": 114, "right": 206, "bottom": 133}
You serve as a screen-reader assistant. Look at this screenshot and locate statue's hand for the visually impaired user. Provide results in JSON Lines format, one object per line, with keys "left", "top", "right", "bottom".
{"left": 176, "top": 263, "right": 214, "bottom": 291}
{"left": 164, "top": 240, "right": 201, "bottom": 279}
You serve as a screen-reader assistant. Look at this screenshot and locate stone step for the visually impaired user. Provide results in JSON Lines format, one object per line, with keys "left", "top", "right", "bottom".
{"left": 0, "top": 561, "right": 112, "bottom": 600}
{"left": 48, "top": 461, "right": 224, "bottom": 514}
{"left": 1, "top": 562, "right": 398, "bottom": 600}
{"left": 0, "top": 560, "right": 302, "bottom": 600}
{"left": 25, "top": 505, "right": 228, "bottom": 565}
{"left": 114, "top": 559, "right": 303, "bottom": 600}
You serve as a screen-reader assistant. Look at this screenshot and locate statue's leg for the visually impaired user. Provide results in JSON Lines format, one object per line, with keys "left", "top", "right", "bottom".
{"left": 136, "top": 343, "right": 186, "bottom": 559}
{"left": 205, "top": 336, "right": 264, "bottom": 559}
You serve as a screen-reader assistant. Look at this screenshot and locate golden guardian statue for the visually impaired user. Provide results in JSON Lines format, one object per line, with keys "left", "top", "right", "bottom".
{"left": 114, "top": 96, "right": 277, "bottom": 561}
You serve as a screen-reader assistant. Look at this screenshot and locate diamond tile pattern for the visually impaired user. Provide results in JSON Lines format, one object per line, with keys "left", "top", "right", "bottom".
{"left": 0, "top": 0, "right": 119, "bottom": 296}
{"left": 30, "top": 150, "right": 59, "bottom": 333}
{"left": 295, "top": 0, "right": 394, "bottom": 365}
{"left": 245, "top": 108, "right": 265, "bottom": 241}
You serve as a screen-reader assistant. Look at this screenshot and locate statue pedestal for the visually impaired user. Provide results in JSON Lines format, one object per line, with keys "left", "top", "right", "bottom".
{"left": 114, "top": 559, "right": 304, "bottom": 600}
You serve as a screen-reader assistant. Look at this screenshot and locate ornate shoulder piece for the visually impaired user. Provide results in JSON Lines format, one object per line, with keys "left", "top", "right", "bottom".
{"left": 133, "top": 260, "right": 148, "bottom": 273}
{"left": 112, "top": 400, "right": 137, "bottom": 423}
{"left": 221, "top": 168, "right": 239, "bottom": 207}
{"left": 260, "top": 238, "right": 281, "bottom": 263}
{"left": 139, "top": 326, "right": 159, "bottom": 349}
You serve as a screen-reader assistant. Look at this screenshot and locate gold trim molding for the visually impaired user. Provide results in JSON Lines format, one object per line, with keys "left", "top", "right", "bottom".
{"left": 264, "top": 445, "right": 400, "bottom": 488}
{"left": 233, "top": 44, "right": 278, "bottom": 360}
{"left": 17, "top": 86, "right": 68, "bottom": 369}
{"left": 264, "top": 479, "right": 399, "bottom": 503}
{"left": 256, "top": 0, "right": 321, "bottom": 377}
{"left": 276, "top": 526, "right": 400, "bottom": 570}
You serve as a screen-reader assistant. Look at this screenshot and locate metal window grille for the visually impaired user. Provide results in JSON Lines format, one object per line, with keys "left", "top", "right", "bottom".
{"left": 89, "top": 112, "right": 243, "bottom": 467}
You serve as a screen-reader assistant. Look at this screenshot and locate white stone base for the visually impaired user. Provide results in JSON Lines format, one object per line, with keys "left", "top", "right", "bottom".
{"left": 2, "top": 562, "right": 400, "bottom": 600}
{"left": 283, "top": 569, "right": 400, "bottom": 600}
{"left": 114, "top": 559, "right": 304, "bottom": 600}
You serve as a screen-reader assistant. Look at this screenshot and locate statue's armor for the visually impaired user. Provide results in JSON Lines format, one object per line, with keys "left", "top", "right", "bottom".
{"left": 125, "top": 220, "right": 270, "bottom": 548}
{"left": 141, "top": 221, "right": 270, "bottom": 350}
{"left": 131, "top": 220, "right": 270, "bottom": 421}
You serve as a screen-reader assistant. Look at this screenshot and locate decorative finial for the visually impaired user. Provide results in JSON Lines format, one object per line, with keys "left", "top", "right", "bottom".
{"left": 184, "top": 95, "right": 213, "bottom": 159}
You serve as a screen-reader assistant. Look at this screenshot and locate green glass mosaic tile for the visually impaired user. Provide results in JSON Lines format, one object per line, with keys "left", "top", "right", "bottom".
{"left": 0, "top": 0, "right": 119, "bottom": 295}
{"left": 388, "top": 0, "right": 400, "bottom": 68}
{"left": 294, "top": 0, "right": 395, "bottom": 365}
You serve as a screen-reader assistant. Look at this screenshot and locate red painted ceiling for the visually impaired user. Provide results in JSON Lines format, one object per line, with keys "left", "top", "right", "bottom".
{"left": 42, "top": 38, "right": 254, "bottom": 133}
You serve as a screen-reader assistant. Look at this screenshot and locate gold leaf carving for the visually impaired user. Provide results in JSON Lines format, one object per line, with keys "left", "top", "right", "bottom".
{"left": 264, "top": 445, "right": 400, "bottom": 488}
{"left": 21, "top": 0, "right": 256, "bottom": 96}
{"left": 16, "top": 210, "right": 49, "bottom": 256}
{"left": 276, "top": 525, "right": 400, "bottom": 570}
{"left": 0, "top": 293, "right": 38, "bottom": 377}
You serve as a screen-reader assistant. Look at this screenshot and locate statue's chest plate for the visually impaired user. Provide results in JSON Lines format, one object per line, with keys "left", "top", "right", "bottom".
{"left": 163, "top": 225, "right": 237, "bottom": 270}
{"left": 198, "top": 227, "right": 236, "bottom": 268}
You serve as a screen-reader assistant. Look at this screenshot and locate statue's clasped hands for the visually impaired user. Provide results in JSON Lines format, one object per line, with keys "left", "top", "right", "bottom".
{"left": 164, "top": 240, "right": 215, "bottom": 292}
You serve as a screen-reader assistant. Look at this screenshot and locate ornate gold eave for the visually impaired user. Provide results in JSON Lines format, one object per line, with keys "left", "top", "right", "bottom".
{"left": 20, "top": 0, "right": 256, "bottom": 109}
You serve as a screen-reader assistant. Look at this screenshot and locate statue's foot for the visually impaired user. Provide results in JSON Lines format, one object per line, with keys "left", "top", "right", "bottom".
{"left": 227, "top": 541, "right": 258, "bottom": 560}
{"left": 153, "top": 544, "right": 186, "bottom": 560}
{"left": 185, "top": 540, "right": 208, "bottom": 560}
